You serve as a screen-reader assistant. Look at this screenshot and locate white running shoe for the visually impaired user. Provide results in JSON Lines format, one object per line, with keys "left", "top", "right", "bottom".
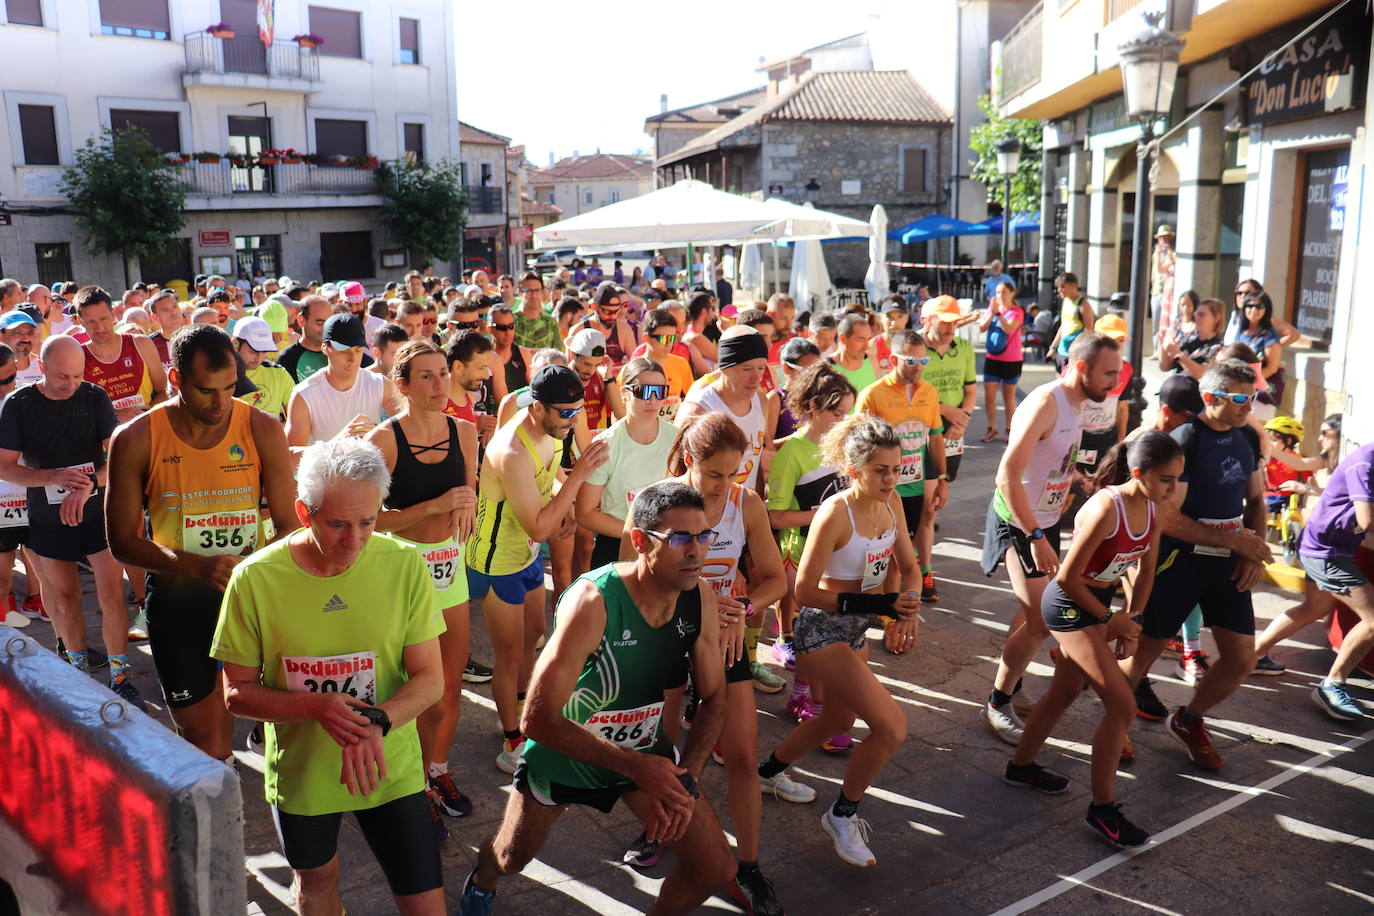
{"left": 760, "top": 770, "right": 817, "bottom": 804}
{"left": 495, "top": 740, "right": 523, "bottom": 775}
{"left": 821, "top": 809, "right": 876, "bottom": 867}
{"left": 2, "top": 609, "right": 31, "bottom": 629}
{"left": 981, "top": 700, "right": 1024, "bottom": 746}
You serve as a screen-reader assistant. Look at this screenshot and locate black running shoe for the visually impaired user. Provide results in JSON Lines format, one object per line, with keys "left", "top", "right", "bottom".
{"left": 463, "top": 657, "right": 493, "bottom": 684}
{"left": 428, "top": 770, "right": 474, "bottom": 817}
{"left": 110, "top": 679, "right": 146, "bottom": 711}
{"left": 622, "top": 832, "right": 661, "bottom": 868}
{"left": 54, "top": 639, "right": 109, "bottom": 670}
{"left": 1084, "top": 802, "right": 1151, "bottom": 848}
{"left": 1135, "top": 679, "right": 1167, "bottom": 721}
{"left": 729, "top": 867, "right": 785, "bottom": 916}
{"left": 1003, "top": 762, "right": 1070, "bottom": 795}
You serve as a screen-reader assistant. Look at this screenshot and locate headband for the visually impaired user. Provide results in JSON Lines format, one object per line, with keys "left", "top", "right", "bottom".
{"left": 718, "top": 333, "right": 768, "bottom": 369}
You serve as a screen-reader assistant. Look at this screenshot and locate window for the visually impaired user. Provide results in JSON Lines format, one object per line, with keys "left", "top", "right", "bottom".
{"left": 109, "top": 108, "right": 180, "bottom": 153}
{"left": 98, "top": 0, "right": 169, "bottom": 39}
{"left": 35, "top": 243, "right": 72, "bottom": 288}
{"left": 583, "top": 190, "right": 592, "bottom": 205}
{"left": 314, "top": 118, "right": 367, "bottom": 159}
{"left": 18, "top": 105, "right": 59, "bottom": 165}
{"left": 399, "top": 17, "right": 419, "bottom": 64}
{"left": 309, "top": 6, "right": 362, "bottom": 58}
{"left": 901, "top": 148, "right": 927, "bottom": 193}
{"left": 6, "top": 0, "right": 44, "bottom": 26}
{"left": 138, "top": 238, "right": 191, "bottom": 287}
{"left": 320, "top": 231, "right": 373, "bottom": 279}
{"left": 610, "top": 188, "right": 620, "bottom": 203}
{"left": 480, "top": 163, "right": 493, "bottom": 186}
{"left": 235, "top": 235, "right": 281, "bottom": 279}
{"left": 403, "top": 123, "right": 424, "bottom": 164}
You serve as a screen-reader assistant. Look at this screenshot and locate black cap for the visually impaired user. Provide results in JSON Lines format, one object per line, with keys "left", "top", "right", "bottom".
{"left": 1159, "top": 373, "right": 1204, "bottom": 415}
{"left": 194, "top": 274, "right": 208, "bottom": 286}
{"left": 322, "top": 313, "right": 367, "bottom": 350}
{"left": 17, "top": 303, "right": 43, "bottom": 325}
{"left": 517, "top": 365, "right": 584, "bottom": 408}
{"left": 595, "top": 281, "right": 622, "bottom": 307}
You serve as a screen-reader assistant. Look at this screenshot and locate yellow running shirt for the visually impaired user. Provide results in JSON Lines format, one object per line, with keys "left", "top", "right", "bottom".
{"left": 467, "top": 419, "right": 557, "bottom": 575}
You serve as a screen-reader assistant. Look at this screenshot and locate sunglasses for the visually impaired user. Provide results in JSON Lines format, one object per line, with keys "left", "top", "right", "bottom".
{"left": 492, "top": 323, "right": 515, "bottom": 332}
{"left": 629, "top": 383, "right": 669, "bottom": 401}
{"left": 548, "top": 405, "right": 583, "bottom": 419}
{"left": 1205, "top": 390, "right": 1255, "bottom": 405}
{"left": 637, "top": 527, "right": 717, "bottom": 549}
{"left": 900, "top": 355, "right": 931, "bottom": 367}
{"left": 451, "top": 320, "right": 480, "bottom": 330}
{"left": 651, "top": 333, "right": 678, "bottom": 345}
{"left": 1244, "top": 303, "right": 1265, "bottom": 310}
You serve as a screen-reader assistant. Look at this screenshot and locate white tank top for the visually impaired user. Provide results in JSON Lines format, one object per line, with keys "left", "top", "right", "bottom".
{"left": 0, "top": 390, "right": 26, "bottom": 530}
{"left": 295, "top": 368, "right": 385, "bottom": 443}
{"left": 823, "top": 495, "right": 896, "bottom": 591}
{"left": 701, "top": 483, "right": 746, "bottom": 598}
{"left": 997, "top": 382, "right": 1082, "bottom": 529}
{"left": 693, "top": 386, "right": 766, "bottom": 490}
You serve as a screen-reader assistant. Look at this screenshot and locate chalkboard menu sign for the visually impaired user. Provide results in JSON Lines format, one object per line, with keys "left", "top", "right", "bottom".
{"left": 1292, "top": 146, "right": 1349, "bottom": 349}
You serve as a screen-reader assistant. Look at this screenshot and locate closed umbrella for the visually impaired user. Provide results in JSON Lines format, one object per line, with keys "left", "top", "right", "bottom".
{"left": 789, "top": 237, "right": 832, "bottom": 311}
{"left": 740, "top": 243, "right": 764, "bottom": 300}
{"left": 864, "top": 204, "right": 889, "bottom": 306}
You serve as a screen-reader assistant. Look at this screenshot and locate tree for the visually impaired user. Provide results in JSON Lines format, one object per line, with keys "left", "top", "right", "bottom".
{"left": 374, "top": 158, "right": 467, "bottom": 265}
{"left": 968, "top": 93, "right": 1043, "bottom": 216}
{"left": 60, "top": 126, "right": 187, "bottom": 288}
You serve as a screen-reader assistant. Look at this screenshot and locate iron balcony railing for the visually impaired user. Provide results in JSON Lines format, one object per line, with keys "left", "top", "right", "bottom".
{"left": 178, "top": 161, "right": 378, "bottom": 197}
{"left": 183, "top": 31, "right": 320, "bottom": 82}
{"left": 465, "top": 185, "right": 503, "bottom": 214}
{"left": 1000, "top": 1, "right": 1043, "bottom": 102}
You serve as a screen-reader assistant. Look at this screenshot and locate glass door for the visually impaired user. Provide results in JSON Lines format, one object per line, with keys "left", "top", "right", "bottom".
{"left": 228, "top": 116, "right": 272, "bottom": 192}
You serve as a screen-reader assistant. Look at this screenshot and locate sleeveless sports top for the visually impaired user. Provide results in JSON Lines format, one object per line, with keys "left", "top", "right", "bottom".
{"left": 1077, "top": 486, "right": 1154, "bottom": 583}
{"left": 691, "top": 386, "right": 766, "bottom": 490}
{"left": 467, "top": 421, "right": 557, "bottom": 575}
{"left": 993, "top": 383, "right": 1082, "bottom": 529}
{"left": 503, "top": 346, "right": 527, "bottom": 396}
{"left": 383, "top": 415, "right": 465, "bottom": 510}
{"left": 700, "top": 482, "right": 746, "bottom": 598}
{"left": 522, "top": 565, "right": 701, "bottom": 789}
{"left": 295, "top": 368, "right": 385, "bottom": 443}
{"left": 145, "top": 400, "right": 265, "bottom": 557}
{"left": 823, "top": 495, "right": 897, "bottom": 592}
{"left": 84, "top": 335, "right": 154, "bottom": 413}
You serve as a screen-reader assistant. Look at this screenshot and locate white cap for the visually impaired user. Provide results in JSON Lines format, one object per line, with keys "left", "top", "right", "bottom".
{"left": 567, "top": 327, "right": 607, "bottom": 357}
{"left": 319, "top": 282, "right": 339, "bottom": 299}
{"left": 231, "top": 316, "right": 277, "bottom": 352}
{"left": 277, "top": 275, "right": 293, "bottom": 287}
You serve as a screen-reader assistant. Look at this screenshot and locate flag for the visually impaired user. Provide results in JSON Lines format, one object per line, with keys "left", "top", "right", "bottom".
{"left": 257, "top": 0, "right": 274, "bottom": 46}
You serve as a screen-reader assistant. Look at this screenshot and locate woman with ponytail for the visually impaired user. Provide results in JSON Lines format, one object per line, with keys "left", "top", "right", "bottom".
{"left": 1002, "top": 430, "right": 1182, "bottom": 849}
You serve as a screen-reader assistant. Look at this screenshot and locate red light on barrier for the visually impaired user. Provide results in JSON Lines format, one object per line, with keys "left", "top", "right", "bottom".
{"left": 0, "top": 676, "right": 173, "bottom": 916}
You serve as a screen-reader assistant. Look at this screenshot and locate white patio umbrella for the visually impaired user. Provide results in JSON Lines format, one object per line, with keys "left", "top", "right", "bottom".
{"left": 789, "top": 237, "right": 832, "bottom": 311}
{"left": 864, "top": 204, "right": 890, "bottom": 306}
{"left": 759, "top": 198, "right": 872, "bottom": 241}
{"left": 739, "top": 242, "right": 764, "bottom": 300}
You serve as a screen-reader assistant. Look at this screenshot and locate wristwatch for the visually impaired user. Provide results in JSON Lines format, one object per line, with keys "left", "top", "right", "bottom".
{"left": 1028, "top": 528, "right": 1046, "bottom": 542}
{"left": 359, "top": 705, "right": 392, "bottom": 736}
{"left": 676, "top": 772, "right": 701, "bottom": 798}
{"left": 936, "top": 473, "right": 949, "bottom": 481}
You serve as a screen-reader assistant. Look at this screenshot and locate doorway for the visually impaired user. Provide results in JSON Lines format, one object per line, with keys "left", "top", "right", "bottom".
{"left": 227, "top": 115, "right": 272, "bottom": 192}
{"left": 218, "top": 0, "right": 267, "bottom": 73}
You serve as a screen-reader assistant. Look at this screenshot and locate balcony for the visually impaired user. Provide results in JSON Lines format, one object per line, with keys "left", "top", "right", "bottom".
{"left": 183, "top": 32, "right": 320, "bottom": 91}
{"left": 999, "top": 1, "right": 1043, "bottom": 103}
{"left": 178, "top": 161, "right": 378, "bottom": 202}
{"left": 465, "top": 185, "right": 503, "bottom": 214}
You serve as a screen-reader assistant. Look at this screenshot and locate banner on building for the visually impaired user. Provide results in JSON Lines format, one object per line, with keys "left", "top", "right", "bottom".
{"left": 258, "top": 0, "right": 274, "bottom": 46}
{"left": 509, "top": 225, "right": 533, "bottom": 244}
{"left": 1240, "top": 5, "right": 1370, "bottom": 125}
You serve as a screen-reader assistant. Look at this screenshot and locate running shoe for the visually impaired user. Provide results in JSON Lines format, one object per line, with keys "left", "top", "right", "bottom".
{"left": 820, "top": 810, "right": 876, "bottom": 867}
{"left": 458, "top": 871, "right": 494, "bottom": 916}
{"left": 463, "top": 657, "right": 494, "bottom": 684}
{"left": 622, "top": 832, "right": 661, "bottom": 868}
{"left": 729, "top": 867, "right": 785, "bottom": 916}
{"left": 920, "top": 570, "right": 938, "bottom": 603}
{"left": 711, "top": 744, "right": 724, "bottom": 766}
{"left": 750, "top": 661, "right": 786, "bottom": 694}
{"left": 1084, "top": 802, "right": 1151, "bottom": 848}
{"left": 760, "top": 770, "right": 817, "bottom": 803}
{"left": 245, "top": 723, "right": 265, "bottom": 756}
{"left": 127, "top": 607, "right": 149, "bottom": 642}
{"left": 425, "top": 787, "right": 449, "bottom": 842}
{"left": 1166, "top": 707, "right": 1222, "bottom": 769}
{"left": 981, "top": 700, "right": 1024, "bottom": 745}
{"left": 1120, "top": 733, "right": 1136, "bottom": 764}
{"left": 785, "top": 692, "right": 816, "bottom": 722}
{"left": 1162, "top": 637, "right": 1185, "bottom": 658}
{"left": 110, "top": 679, "right": 146, "bottom": 712}
{"left": 428, "top": 770, "right": 474, "bottom": 817}
{"left": 1134, "top": 680, "right": 1167, "bottom": 721}
{"left": 822, "top": 733, "right": 855, "bottom": 753}
{"left": 769, "top": 637, "right": 797, "bottom": 670}
{"left": 1002, "top": 761, "right": 1070, "bottom": 794}
{"left": 1176, "top": 650, "right": 1210, "bottom": 686}
{"left": 495, "top": 737, "right": 523, "bottom": 775}
{"left": 1312, "top": 679, "right": 1365, "bottom": 720}
{"left": 24, "top": 594, "right": 46, "bottom": 620}
{"left": 1253, "top": 654, "right": 1286, "bottom": 676}
{"left": 1011, "top": 687, "right": 1036, "bottom": 717}
{"left": 3, "top": 594, "right": 30, "bottom": 629}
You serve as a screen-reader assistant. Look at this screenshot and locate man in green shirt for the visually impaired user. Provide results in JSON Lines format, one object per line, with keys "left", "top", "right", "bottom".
{"left": 213, "top": 437, "right": 446, "bottom": 913}
{"left": 514, "top": 271, "right": 563, "bottom": 351}
{"left": 827, "top": 313, "right": 878, "bottom": 402}
{"left": 233, "top": 317, "right": 294, "bottom": 420}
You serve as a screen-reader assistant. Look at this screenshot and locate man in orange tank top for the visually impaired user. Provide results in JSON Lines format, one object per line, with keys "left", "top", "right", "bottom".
{"left": 77, "top": 285, "right": 167, "bottom": 424}
{"left": 105, "top": 324, "right": 295, "bottom": 761}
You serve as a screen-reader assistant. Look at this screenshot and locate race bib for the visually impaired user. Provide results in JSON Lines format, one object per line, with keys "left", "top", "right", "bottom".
{"left": 899, "top": 452, "right": 922, "bottom": 483}
{"left": 281, "top": 651, "right": 377, "bottom": 705}
{"left": 659, "top": 396, "right": 681, "bottom": 421}
{"left": 0, "top": 494, "right": 27, "bottom": 529}
{"left": 182, "top": 510, "right": 259, "bottom": 557}
{"left": 111, "top": 394, "right": 146, "bottom": 413}
{"left": 585, "top": 701, "right": 663, "bottom": 751}
{"left": 945, "top": 437, "right": 964, "bottom": 457}
{"left": 1036, "top": 475, "right": 1073, "bottom": 516}
{"left": 862, "top": 544, "right": 894, "bottom": 592}
{"left": 421, "top": 543, "right": 464, "bottom": 591}
{"left": 1091, "top": 546, "right": 1149, "bottom": 583}
{"left": 1194, "top": 515, "right": 1243, "bottom": 558}
{"left": 1077, "top": 448, "right": 1098, "bottom": 468}
{"left": 44, "top": 463, "right": 96, "bottom": 505}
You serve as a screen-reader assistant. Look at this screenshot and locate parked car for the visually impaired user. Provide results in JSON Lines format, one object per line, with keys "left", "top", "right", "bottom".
{"left": 527, "top": 249, "right": 575, "bottom": 274}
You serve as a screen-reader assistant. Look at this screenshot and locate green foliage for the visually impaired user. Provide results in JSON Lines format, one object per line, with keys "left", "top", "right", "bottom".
{"left": 60, "top": 127, "right": 187, "bottom": 265}
{"left": 374, "top": 159, "right": 468, "bottom": 264}
{"left": 968, "top": 94, "right": 1043, "bottom": 215}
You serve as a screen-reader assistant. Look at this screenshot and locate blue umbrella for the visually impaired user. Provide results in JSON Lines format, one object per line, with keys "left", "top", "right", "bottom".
{"left": 895, "top": 214, "right": 987, "bottom": 244}
{"left": 1010, "top": 212, "right": 1041, "bottom": 233}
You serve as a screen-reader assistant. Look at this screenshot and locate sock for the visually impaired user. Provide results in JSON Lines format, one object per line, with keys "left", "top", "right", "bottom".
{"left": 67, "top": 648, "right": 89, "bottom": 672}
{"left": 790, "top": 679, "right": 810, "bottom": 701}
{"left": 831, "top": 791, "right": 861, "bottom": 819}
{"left": 921, "top": 564, "right": 932, "bottom": 575}
{"left": 1013, "top": 677, "right": 1024, "bottom": 695}
{"left": 737, "top": 860, "right": 760, "bottom": 876}
{"left": 812, "top": 701, "right": 824, "bottom": 717}
{"left": 428, "top": 761, "right": 447, "bottom": 780}
{"left": 109, "top": 653, "right": 130, "bottom": 685}
{"left": 1088, "top": 801, "right": 1116, "bottom": 815}
{"left": 1182, "top": 637, "right": 1202, "bottom": 654}
{"left": 745, "top": 625, "right": 761, "bottom": 664}
{"left": 517, "top": 691, "right": 526, "bottom": 702}
{"left": 1178, "top": 706, "right": 1201, "bottom": 723}
{"left": 503, "top": 728, "right": 522, "bottom": 748}
{"left": 781, "top": 630, "right": 794, "bottom": 645}
{"left": 990, "top": 688, "right": 1013, "bottom": 708}
{"left": 758, "top": 753, "right": 786, "bottom": 780}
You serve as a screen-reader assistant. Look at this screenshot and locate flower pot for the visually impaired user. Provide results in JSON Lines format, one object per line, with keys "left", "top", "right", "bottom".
{"left": 196, "top": 156, "right": 222, "bottom": 164}
{"left": 283, "top": 156, "right": 303, "bottom": 164}
{"left": 210, "top": 29, "right": 235, "bottom": 39}
{"left": 258, "top": 157, "right": 280, "bottom": 166}
{"left": 297, "top": 38, "right": 318, "bottom": 49}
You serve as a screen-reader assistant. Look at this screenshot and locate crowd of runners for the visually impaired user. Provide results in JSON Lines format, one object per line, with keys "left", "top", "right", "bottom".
{"left": 0, "top": 265, "right": 1367, "bottom": 916}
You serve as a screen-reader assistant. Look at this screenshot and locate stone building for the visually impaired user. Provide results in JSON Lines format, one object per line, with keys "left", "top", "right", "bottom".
{"left": 527, "top": 154, "right": 654, "bottom": 218}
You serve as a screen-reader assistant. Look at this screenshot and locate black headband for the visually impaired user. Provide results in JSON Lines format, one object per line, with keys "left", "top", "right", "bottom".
{"left": 718, "top": 333, "right": 768, "bottom": 369}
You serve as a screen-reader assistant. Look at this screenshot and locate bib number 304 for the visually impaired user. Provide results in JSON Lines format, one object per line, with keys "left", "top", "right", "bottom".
{"left": 282, "top": 651, "right": 377, "bottom": 705}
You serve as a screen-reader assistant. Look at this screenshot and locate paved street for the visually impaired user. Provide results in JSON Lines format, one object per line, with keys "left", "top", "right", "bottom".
{"left": 26, "top": 362, "right": 1374, "bottom": 915}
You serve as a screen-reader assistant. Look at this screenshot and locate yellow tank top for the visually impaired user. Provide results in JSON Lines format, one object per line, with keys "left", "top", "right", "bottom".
{"left": 145, "top": 400, "right": 266, "bottom": 557}
{"left": 467, "top": 420, "right": 557, "bottom": 575}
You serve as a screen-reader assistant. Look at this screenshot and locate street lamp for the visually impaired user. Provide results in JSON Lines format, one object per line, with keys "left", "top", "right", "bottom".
{"left": 995, "top": 137, "right": 1022, "bottom": 266}
{"left": 804, "top": 178, "right": 820, "bottom": 204}
{"left": 1117, "top": 10, "right": 1184, "bottom": 432}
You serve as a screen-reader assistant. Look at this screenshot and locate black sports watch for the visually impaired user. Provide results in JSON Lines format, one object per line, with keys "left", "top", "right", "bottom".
{"left": 359, "top": 705, "right": 392, "bottom": 736}
{"left": 1028, "top": 528, "right": 1046, "bottom": 542}
{"left": 677, "top": 772, "right": 701, "bottom": 798}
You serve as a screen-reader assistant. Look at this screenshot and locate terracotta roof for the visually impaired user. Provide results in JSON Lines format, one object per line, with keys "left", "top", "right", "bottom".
{"left": 645, "top": 87, "right": 768, "bottom": 126}
{"left": 529, "top": 153, "right": 653, "bottom": 181}
{"left": 459, "top": 121, "right": 510, "bottom": 146}
{"left": 521, "top": 196, "right": 562, "bottom": 216}
{"left": 658, "top": 70, "right": 951, "bottom": 167}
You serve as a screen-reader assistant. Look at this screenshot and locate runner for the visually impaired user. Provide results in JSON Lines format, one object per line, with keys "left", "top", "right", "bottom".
{"left": 771, "top": 337, "right": 823, "bottom": 443}
{"left": 367, "top": 339, "right": 481, "bottom": 828}
{"left": 0, "top": 345, "right": 32, "bottom": 629}
{"left": 369, "top": 322, "right": 409, "bottom": 379}
{"left": 629, "top": 309, "right": 692, "bottom": 420}
{"left": 1121, "top": 359, "right": 1272, "bottom": 768}
{"left": 979, "top": 331, "right": 1123, "bottom": 744}
{"left": 285, "top": 314, "right": 400, "bottom": 454}
{"left": 570, "top": 282, "right": 638, "bottom": 371}
{"left": 277, "top": 295, "right": 336, "bottom": 382}
{"left": 855, "top": 329, "right": 947, "bottom": 606}
{"left": 1073, "top": 314, "right": 1132, "bottom": 480}
{"left": 459, "top": 481, "right": 735, "bottom": 916}
{"left": 1, "top": 310, "right": 43, "bottom": 387}
{"left": 870, "top": 296, "right": 909, "bottom": 373}
{"left": 0, "top": 335, "right": 139, "bottom": 704}
{"left": 489, "top": 304, "right": 531, "bottom": 395}
{"left": 756, "top": 414, "right": 919, "bottom": 868}
{"left": 514, "top": 271, "right": 562, "bottom": 351}
{"left": 828, "top": 314, "right": 878, "bottom": 400}
{"left": 442, "top": 329, "right": 497, "bottom": 447}
{"left": 1049, "top": 272, "right": 1094, "bottom": 369}
{"left": 146, "top": 289, "right": 186, "bottom": 372}
{"left": 105, "top": 324, "right": 294, "bottom": 758}
{"left": 1005, "top": 433, "right": 1182, "bottom": 848}
{"left": 466, "top": 365, "right": 609, "bottom": 774}
{"left": 212, "top": 437, "right": 447, "bottom": 914}
{"left": 76, "top": 285, "right": 167, "bottom": 423}
{"left": 232, "top": 317, "right": 294, "bottom": 421}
